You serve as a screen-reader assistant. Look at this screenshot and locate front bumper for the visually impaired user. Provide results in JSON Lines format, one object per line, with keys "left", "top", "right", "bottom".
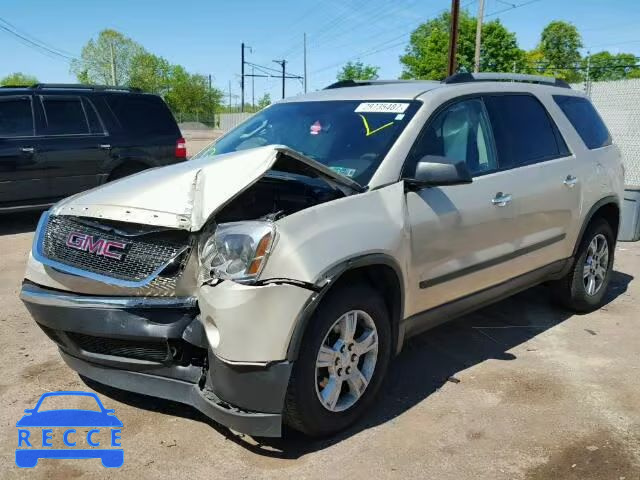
{"left": 20, "top": 282, "right": 291, "bottom": 437}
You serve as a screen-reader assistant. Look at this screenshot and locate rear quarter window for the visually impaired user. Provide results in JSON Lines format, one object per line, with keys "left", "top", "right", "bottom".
{"left": 553, "top": 95, "right": 612, "bottom": 149}
{"left": 107, "top": 95, "right": 178, "bottom": 136}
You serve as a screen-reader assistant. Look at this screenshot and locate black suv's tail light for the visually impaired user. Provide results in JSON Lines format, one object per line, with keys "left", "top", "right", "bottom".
{"left": 176, "top": 137, "right": 187, "bottom": 159}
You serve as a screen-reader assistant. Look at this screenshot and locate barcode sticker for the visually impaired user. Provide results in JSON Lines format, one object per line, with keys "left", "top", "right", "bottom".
{"left": 354, "top": 102, "right": 409, "bottom": 114}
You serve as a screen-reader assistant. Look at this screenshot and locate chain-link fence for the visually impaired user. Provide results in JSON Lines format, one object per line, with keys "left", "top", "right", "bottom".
{"left": 572, "top": 79, "right": 640, "bottom": 187}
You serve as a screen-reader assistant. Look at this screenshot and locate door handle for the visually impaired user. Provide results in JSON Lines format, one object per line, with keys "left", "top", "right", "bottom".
{"left": 99, "top": 144, "right": 112, "bottom": 150}
{"left": 563, "top": 175, "right": 578, "bottom": 188}
{"left": 492, "top": 192, "right": 512, "bottom": 207}
{"left": 20, "top": 147, "right": 35, "bottom": 155}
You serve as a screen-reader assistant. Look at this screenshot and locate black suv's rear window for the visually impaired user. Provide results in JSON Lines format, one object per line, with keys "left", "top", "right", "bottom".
{"left": 0, "top": 97, "right": 34, "bottom": 137}
{"left": 41, "top": 97, "right": 89, "bottom": 135}
{"left": 107, "top": 95, "right": 178, "bottom": 136}
{"left": 553, "top": 95, "right": 612, "bottom": 150}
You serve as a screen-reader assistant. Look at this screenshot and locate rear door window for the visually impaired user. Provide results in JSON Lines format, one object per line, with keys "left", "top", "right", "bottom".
{"left": 0, "top": 96, "right": 34, "bottom": 137}
{"left": 484, "top": 94, "right": 569, "bottom": 169}
{"left": 553, "top": 95, "right": 611, "bottom": 149}
{"left": 40, "top": 96, "right": 89, "bottom": 135}
{"left": 82, "top": 97, "right": 105, "bottom": 134}
{"left": 107, "top": 95, "right": 178, "bottom": 136}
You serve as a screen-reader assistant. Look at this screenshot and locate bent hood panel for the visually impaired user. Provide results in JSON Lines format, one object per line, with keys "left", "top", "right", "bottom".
{"left": 52, "top": 145, "right": 361, "bottom": 231}
{"left": 53, "top": 146, "right": 279, "bottom": 230}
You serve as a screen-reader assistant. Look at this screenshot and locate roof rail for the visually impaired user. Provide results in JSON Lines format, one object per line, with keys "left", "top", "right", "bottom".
{"left": 324, "top": 79, "right": 439, "bottom": 89}
{"left": 29, "top": 83, "right": 142, "bottom": 92}
{"left": 443, "top": 72, "right": 571, "bottom": 89}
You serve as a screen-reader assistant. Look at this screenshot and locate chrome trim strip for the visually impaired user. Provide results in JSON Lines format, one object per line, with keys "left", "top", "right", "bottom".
{"left": 20, "top": 283, "right": 197, "bottom": 309}
{"left": 32, "top": 210, "right": 189, "bottom": 288}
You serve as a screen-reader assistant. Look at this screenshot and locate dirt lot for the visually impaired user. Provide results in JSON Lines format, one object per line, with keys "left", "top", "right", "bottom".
{"left": 1, "top": 211, "right": 639, "bottom": 479}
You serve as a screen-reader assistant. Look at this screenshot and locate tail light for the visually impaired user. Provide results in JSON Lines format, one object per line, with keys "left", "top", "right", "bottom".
{"left": 175, "top": 137, "right": 187, "bottom": 159}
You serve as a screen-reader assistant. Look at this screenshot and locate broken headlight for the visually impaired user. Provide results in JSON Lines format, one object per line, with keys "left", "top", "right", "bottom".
{"left": 198, "top": 221, "right": 275, "bottom": 284}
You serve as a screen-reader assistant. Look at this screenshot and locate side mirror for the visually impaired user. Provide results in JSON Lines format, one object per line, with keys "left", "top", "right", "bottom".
{"left": 405, "top": 155, "right": 473, "bottom": 189}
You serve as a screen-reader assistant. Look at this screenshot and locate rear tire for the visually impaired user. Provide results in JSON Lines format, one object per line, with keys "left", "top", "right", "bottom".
{"left": 551, "top": 218, "right": 615, "bottom": 313}
{"left": 284, "top": 284, "right": 391, "bottom": 437}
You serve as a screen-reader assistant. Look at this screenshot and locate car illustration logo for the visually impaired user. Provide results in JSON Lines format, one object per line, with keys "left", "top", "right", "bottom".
{"left": 15, "top": 391, "right": 123, "bottom": 468}
{"left": 65, "top": 232, "right": 128, "bottom": 261}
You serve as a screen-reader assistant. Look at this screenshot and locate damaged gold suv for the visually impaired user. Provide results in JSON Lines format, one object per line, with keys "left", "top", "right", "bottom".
{"left": 21, "top": 73, "right": 624, "bottom": 437}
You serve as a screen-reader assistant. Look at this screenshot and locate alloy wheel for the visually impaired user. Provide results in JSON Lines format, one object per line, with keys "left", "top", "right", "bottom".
{"left": 583, "top": 233, "right": 609, "bottom": 296}
{"left": 314, "top": 310, "right": 378, "bottom": 412}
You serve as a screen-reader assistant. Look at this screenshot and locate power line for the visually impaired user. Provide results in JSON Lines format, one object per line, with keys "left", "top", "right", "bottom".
{"left": 289, "top": 0, "right": 434, "bottom": 62}
{"left": 0, "top": 16, "right": 77, "bottom": 61}
{"left": 309, "top": 0, "right": 479, "bottom": 78}
{"left": 310, "top": 0, "right": 543, "bottom": 85}
{"left": 584, "top": 39, "right": 640, "bottom": 50}
{"left": 484, "top": 0, "right": 543, "bottom": 18}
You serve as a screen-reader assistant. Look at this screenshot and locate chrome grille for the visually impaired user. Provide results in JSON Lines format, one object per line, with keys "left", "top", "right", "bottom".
{"left": 42, "top": 215, "right": 188, "bottom": 282}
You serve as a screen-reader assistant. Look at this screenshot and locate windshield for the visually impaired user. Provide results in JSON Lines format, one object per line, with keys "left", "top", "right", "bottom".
{"left": 195, "top": 100, "right": 420, "bottom": 185}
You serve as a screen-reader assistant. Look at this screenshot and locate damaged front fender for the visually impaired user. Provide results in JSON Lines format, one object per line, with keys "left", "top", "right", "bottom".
{"left": 198, "top": 280, "right": 315, "bottom": 363}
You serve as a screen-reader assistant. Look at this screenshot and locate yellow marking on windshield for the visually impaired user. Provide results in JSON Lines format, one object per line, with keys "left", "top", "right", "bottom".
{"left": 358, "top": 114, "right": 394, "bottom": 137}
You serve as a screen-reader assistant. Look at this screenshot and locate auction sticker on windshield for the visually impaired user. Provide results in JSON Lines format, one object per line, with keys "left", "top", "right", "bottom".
{"left": 354, "top": 102, "right": 409, "bottom": 114}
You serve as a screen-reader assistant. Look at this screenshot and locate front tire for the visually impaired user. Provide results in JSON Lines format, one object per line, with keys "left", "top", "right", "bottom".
{"left": 552, "top": 218, "right": 615, "bottom": 313}
{"left": 284, "top": 284, "right": 391, "bottom": 437}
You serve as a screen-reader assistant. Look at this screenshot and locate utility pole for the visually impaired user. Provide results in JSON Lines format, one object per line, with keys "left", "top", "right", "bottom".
{"left": 473, "top": 0, "right": 485, "bottom": 73}
{"left": 240, "top": 43, "right": 252, "bottom": 112}
{"left": 251, "top": 66, "right": 255, "bottom": 108}
{"left": 447, "top": 0, "right": 461, "bottom": 76}
{"left": 109, "top": 41, "right": 117, "bottom": 86}
{"left": 241, "top": 43, "right": 245, "bottom": 112}
{"left": 273, "top": 59, "right": 287, "bottom": 99}
{"left": 585, "top": 50, "right": 591, "bottom": 97}
{"left": 303, "top": 32, "right": 308, "bottom": 93}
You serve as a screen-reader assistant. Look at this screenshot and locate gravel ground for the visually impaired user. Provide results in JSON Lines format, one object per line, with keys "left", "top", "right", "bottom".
{"left": 0, "top": 211, "right": 639, "bottom": 479}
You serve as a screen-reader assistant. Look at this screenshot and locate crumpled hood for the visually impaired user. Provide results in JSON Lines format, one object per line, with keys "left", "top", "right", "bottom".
{"left": 52, "top": 145, "right": 362, "bottom": 231}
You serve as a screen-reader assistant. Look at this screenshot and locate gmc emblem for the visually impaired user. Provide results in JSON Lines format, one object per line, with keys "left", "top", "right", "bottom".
{"left": 65, "top": 232, "right": 128, "bottom": 261}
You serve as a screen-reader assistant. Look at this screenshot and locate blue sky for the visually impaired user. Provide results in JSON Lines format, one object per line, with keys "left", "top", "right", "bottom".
{"left": 1, "top": 0, "right": 639, "bottom": 104}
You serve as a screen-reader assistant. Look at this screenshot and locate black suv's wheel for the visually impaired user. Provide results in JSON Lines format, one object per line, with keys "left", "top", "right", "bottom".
{"left": 552, "top": 218, "right": 615, "bottom": 313}
{"left": 284, "top": 284, "right": 391, "bottom": 437}
{"left": 107, "top": 164, "right": 147, "bottom": 182}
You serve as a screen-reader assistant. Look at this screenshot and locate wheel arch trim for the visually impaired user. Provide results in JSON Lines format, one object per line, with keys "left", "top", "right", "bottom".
{"left": 573, "top": 195, "right": 621, "bottom": 257}
{"left": 285, "top": 253, "right": 405, "bottom": 361}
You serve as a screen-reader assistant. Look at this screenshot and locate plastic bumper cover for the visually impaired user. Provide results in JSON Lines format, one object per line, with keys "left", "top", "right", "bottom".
{"left": 20, "top": 282, "right": 291, "bottom": 437}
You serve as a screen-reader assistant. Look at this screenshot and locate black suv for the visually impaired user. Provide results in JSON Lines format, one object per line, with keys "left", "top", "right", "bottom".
{"left": 0, "top": 84, "right": 186, "bottom": 213}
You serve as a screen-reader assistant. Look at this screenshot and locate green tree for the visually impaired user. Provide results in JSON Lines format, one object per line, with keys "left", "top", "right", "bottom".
{"left": 400, "top": 11, "right": 525, "bottom": 80}
{"left": 582, "top": 51, "right": 640, "bottom": 81}
{"left": 337, "top": 61, "right": 380, "bottom": 81}
{"left": 480, "top": 20, "right": 526, "bottom": 73}
{"left": 0, "top": 72, "right": 39, "bottom": 86}
{"left": 71, "top": 29, "right": 144, "bottom": 86}
{"left": 163, "top": 65, "right": 223, "bottom": 120}
{"left": 257, "top": 93, "right": 271, "bottom": 109}
{"left": 129, "top": 52, "right": 172, "bottom": 94}
{"left": 628, "top": 69, "right": 640, "bottom": 79}
{"left": 537, "top": 21, "right": 583, "bottom": 82}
